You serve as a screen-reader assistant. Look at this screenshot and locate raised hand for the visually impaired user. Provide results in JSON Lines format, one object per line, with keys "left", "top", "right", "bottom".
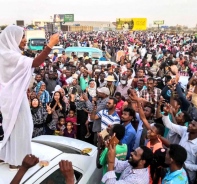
{"left": 129, "top": 89, "right": 138, "bottom": 102}
{"left": 107, "top": 144, "right": 116, "bottom": 164}
{"left": 48, "top": 33, "right": 59, "bottom": 48}
{"left": 163, "top": 103, "right": 171, "bottom": 115}
{"left": 158, "top": 96, "right": 165, "bottom": 106}
{"left": 21, "top": 154, "right": 39, "bottom": 170}
{"left": 59, "top": 160, "right": 75, "bottom": 184}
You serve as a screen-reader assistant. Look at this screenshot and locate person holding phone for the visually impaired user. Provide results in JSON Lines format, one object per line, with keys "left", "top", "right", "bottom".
{"left": 97, "top": 124, "right": 127, "bottom": 182}
{"left": 68, "top": 78, "right": 82, "bottom": 95}
{"left": 102, "top": 144, "right": 153, "bottom": 184}
{"left": 90, "top": 97, "right": 120, "bottom": 131}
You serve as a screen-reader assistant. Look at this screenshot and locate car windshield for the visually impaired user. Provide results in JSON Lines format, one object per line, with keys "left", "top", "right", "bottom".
{"left": 31, "top": 39, "right": 46, "bottom": 46}
{"left": 50, "top": 48, "right": 65, "bottom": 54}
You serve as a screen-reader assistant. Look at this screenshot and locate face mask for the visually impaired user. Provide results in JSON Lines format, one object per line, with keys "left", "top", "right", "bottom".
{"left": 120, "top": 80, "right": 127, "bottom": 85}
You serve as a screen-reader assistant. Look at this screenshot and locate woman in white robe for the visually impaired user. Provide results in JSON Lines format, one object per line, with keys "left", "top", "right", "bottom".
{"left": 0, "top": 25, "right": 59, "bottom": 169}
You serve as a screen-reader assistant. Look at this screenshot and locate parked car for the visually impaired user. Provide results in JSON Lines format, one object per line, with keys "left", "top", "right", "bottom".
{"left": 0, "top": 135, "right": 102, "bottom": 184}
{"left": 65, "top": 47, "right": 103, "bottom": 63}
{"left": 48, "top": 46, "right": 65, "bottom": 59}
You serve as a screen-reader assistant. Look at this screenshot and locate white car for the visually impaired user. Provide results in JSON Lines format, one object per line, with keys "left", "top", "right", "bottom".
{"left": 48, "top": 46, "right": 65, "bottom": 59}
{"left": 0, "top": 136, "right": 102, "bottom": 184}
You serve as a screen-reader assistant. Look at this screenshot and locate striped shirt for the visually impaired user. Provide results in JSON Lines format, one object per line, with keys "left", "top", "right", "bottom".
{"left": 97, "top": 109, "right": 120, "bottom": 130}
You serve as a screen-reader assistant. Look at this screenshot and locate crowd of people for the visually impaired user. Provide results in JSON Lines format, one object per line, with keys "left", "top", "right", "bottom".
{"left": 1, "top": 26, "right": 197, "bottom": 183}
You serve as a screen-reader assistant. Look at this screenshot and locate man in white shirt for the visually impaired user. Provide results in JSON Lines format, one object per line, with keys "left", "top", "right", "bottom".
{"left": 140, "top": 45, "right": 147, "bottom": 59}
{"left": 85, "top": 59, "right": 92, "bottom": 72}
{"left": 162, "top": 104, "right": 197, "bottom": 183}
{"left": 128, "top": 43, "right": 134, "bottom": 60}
{"left": 102, "top": 144, "right": 153, "bottom": 184}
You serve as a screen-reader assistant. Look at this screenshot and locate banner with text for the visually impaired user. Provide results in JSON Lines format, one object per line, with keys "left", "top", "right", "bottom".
{"left": 116, "top": 18, "right": 147, "bottom": 30}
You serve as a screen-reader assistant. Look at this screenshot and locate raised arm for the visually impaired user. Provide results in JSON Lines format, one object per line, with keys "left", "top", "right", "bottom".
{"left": 176, "top": 83, "right": 190, "bottom": 111}
{"left": 10, "top": 155, "right": 39, "bottom": 184}
{"left": 32, "top": 34, "right": 59, "bottom": 67}
{"left": 102, "top": 144, "right": 130, "bottom": 184}
{"left": 129, "top": 90, "right": 151, "bottom": 130}
{"left": 162, "top": 104, "right": 187, "bottom": 136}
{"left": 90, "top": 105, "right": 100, "bottom": 120}
{"left": 156, "top": 96, "right": 165, "bottom": 119}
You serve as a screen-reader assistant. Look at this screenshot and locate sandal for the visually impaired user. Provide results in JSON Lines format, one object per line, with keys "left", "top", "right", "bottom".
{"left": 9, "top": 165, "right": 20, "bottom": 171}
{"left": 0, "top": 160, "right": 5, "bottom": 165}
{"left": 85, "top": 133, "right": 91, "bottom": 138}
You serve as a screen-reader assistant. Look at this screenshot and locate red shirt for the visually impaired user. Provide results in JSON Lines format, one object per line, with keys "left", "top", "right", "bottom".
{"left": 115, "top": 100, "right": 124, "bottom": 118}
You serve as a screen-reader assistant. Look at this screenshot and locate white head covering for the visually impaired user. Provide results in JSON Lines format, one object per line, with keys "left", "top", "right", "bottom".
{"left": 88, "top": 80, "right": 97, "bottom": 97}
{"left": 0, "top": 25, "right": 34, "bottom": 148}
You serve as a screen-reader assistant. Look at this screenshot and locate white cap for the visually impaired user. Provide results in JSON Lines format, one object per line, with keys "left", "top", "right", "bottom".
{"left": 97, "top": 87, "right": 110, "bottom": 96}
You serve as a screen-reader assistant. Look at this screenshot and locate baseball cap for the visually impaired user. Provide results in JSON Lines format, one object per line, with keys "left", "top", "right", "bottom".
{"left": 97, "top": 87, "right": 110, "bottom": 96}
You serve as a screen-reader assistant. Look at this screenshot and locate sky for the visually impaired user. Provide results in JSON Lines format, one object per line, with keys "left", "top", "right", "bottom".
{"left": 1, "top": 0, "right": 197, "bottom": 27}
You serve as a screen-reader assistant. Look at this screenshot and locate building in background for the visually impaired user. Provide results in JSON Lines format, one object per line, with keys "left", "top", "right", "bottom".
{"left": 16, "top": 20, "right": 25, "bottom": 27}
{"left": 32, "top": 19, "right": 115, "bottom": 31}
{"left": 62, "top": 21, "right": 115, "bottom": 30}
{"left": 32, "top": 19, "right": 52, "bottom": 27}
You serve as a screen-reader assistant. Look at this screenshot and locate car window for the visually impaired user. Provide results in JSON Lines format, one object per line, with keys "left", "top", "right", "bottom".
{"left": 65, "top": 51, "right": 72, "bottom": 57}
{"left": 92, "top": 52, "right": 101, "bottom": 59}
{"left": 31, "top": 39, "right": 46, "bottom": 46}
{"left": 40, "top": 168, "right": 82, "bottom": 184}
{"left": 77, "top": 52, "right": 86, "bottom": 57}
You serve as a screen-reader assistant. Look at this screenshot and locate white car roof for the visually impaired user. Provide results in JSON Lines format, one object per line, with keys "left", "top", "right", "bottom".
{"left": 0, "top": 136, "right": 98, "bottom": 184}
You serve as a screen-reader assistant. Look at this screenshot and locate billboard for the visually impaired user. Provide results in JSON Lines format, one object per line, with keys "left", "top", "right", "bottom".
{"left": 54, "top": 14, "right": 74, "bottom": 23}
{"left": 54, "top": 14, "right": 64, "bottom": 22}
{"left": 16, "top": 20, "right": 24, "bottom": 27}
{"left": 116, "top": 18, "right": 147, "bottom": 30}
{"left": 64, "top": 14, "right": 74, "bottom": 22}
{"left": 153, "top": 20, "right": 164, "bottom": 25}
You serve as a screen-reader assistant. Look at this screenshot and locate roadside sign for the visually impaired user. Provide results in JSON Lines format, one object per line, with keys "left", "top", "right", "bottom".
{"left": 64, "top": 14, "right": 74, "bottom": 22}
{"left": 153, "top": 20, "right": 164, "bottom": 25}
